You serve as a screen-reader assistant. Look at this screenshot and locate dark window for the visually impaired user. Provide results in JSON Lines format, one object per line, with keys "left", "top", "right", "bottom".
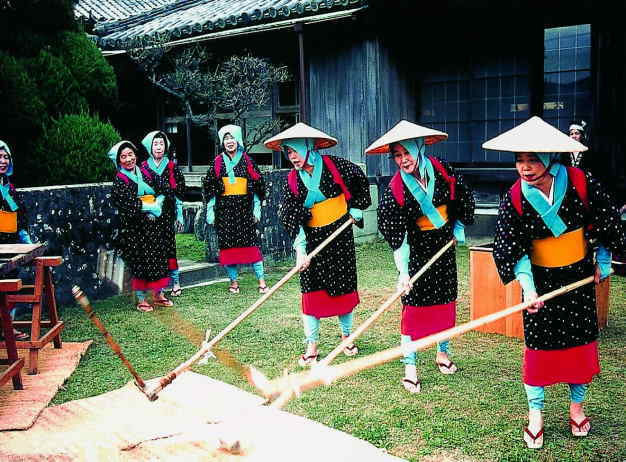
{"left": 543, "top": 25, "right": 592, "bottom": 133}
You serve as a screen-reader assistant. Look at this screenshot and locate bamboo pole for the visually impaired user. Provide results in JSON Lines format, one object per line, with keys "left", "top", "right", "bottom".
{"left": 318, "top": 239, "right": 455, "bottom": 367}
{"left": 72, "top": 286, "right": 147, "bottom": 393}
{"left": 143, "top": 218, "right": 355, "bottom": 401}
{"left": 257, "top": 274, "right": 597, "bottom": 407}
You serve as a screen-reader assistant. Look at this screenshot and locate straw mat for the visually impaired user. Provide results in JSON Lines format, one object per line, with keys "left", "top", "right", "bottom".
{"left": 0, "top": 341, "right": 92, "bottom": 432}
{"left": 0, "top": 372, "right": 405, "bottom": 461}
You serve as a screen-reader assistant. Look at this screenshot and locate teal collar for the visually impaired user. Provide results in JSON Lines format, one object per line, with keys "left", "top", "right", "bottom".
{"left": 118, "top": 167, "right": 155, "bottom": 196}
{"left": 222, "top": 148, "right": 243, "bottom": 184}
{"left": 298, "top": 154, "right": 326, "bottom": 208}
{"left": 0, "top": 181, "right": 18, "bottom": 211}
{"left": 400, "top": 156, "right": 446, "bottom": 229}
{"left": 148, "top": 157, "right": 169, "bottom": 176}
{"left": 521, "top": 163, "right": 568, "bottom": 236}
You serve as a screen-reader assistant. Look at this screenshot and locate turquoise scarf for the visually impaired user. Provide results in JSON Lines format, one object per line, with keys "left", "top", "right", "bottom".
{"left": 398, "top": 140, "right": 446, "bottom": 229}
{"left": 148, "top": 157, "right": 169, "bottom": 176}
{"left": 119, "top": 167, "right": 155, "bottom": 196}
{"left": 0, "top": 181, "right": 18, "bottom": 211}
{"left": 521, "top": 163, "right": 568, "bottom": 236}
{"left": 298, "top": 153, "right": 326, "bottom": 208}
{"left": 222, "top": 148, "right": 243, "bottom": 184}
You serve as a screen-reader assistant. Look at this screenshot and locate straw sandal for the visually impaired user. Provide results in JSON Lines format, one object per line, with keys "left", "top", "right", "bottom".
{"left": 228, "top": 282, "right": 240, "bottom": 294}
{"left": 136, "top": 301, "right": 154, "bottom": 312}
{"left": 258, "top": 285, "right": 269, "bottom": 294}
{"left": 523, "top": 427, "right": 544, "bottom": 449}
{"left": 436, "top": 361, "right": 458, "bottom": 375}
{"left": 343, "top": 344, "right": 359, "bottom": 357}
{"left": 298, "top": 353, "right": 319, "bottom": 367}
{"left": 570, "top": 417, "right": 591, "bottom": 437}
{"left": 170, "top": 287, "right": 183, "bottom": 297}
{"left": 402, "top": 378, "right": 421, "bottom": 394}
{"left": 153, "top": 296, "right": 174, "bottom": 307}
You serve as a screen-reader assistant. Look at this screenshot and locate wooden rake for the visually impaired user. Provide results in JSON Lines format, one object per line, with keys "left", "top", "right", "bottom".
{"left": 251, "top": 274, "right": 599, "bottom": 408}
{"left": 318, "top": 239, "right": 455, "bottom": 367}
{"left": 142, "top": 218, "right": 356, "bottom": 401}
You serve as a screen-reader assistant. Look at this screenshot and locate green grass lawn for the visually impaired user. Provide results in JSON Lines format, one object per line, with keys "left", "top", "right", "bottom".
{"left": 53, "top": 239, "right": 626, "bottom": 462}
{"left": 174, "top": 233, "right": 206, "bottom": 261}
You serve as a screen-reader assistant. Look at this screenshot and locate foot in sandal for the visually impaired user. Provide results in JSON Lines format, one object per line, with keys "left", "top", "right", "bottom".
{"left": 228, "top": 281, "right": 240, "bottom": 294}
{"left": 341, "top": 335, "right": 358, "bottom": 356}
{"left": 153, "top": 292, "right": 174, "bottom": 307}
{"left": 435, "top": 352, "right": 457, "bottom": 374}
{"left": 402, "top": 365, "right": 421, "bottom": 393}
{"left": 136, "top": 301, "right": 154, "bottom": 312}
{"left": 524, "top": 409, "right": 544, "bottom": 449}
{"left": 569, "top": 403, "right": 591, "bottom": 437}
{"left": 298, "top": 342, "right": 319, "bottom": 367}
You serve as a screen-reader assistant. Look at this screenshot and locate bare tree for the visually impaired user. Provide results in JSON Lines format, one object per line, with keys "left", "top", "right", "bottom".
{"left": 125, "top": 35, "right": 289, "bottom": 150}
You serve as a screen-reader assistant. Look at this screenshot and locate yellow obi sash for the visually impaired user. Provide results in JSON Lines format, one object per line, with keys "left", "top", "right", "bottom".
{"left": 139, "top": 195, "right": 155, "bottom": 204}
{"left": 0, "top": 210, "right": 17, "bottom": 233}
{"left": 531, "top": 227, "right": 587, "bottom": 267}
{"left": 222, "top": 177, "right": 248, "bottom": 196}
{"left": 308, "top": 194, "right": 348, "bottom": 228}
{"left": 415, "top": 205, "right": 448, "bottom": 231}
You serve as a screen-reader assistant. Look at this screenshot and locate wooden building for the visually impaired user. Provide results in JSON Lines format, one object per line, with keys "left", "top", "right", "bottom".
{"left": 77, "top": 0, "right": 626, "bottom": 204}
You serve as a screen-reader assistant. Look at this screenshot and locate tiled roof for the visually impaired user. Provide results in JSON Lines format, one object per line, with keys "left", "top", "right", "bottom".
{"left": 74, "top": 0, "right": 180, "bottom": 21}
{"left": 91, "top": 0, "right": 367, "bottom": 49}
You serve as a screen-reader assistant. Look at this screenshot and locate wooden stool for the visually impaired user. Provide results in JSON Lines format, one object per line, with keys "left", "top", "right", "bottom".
{"left": 5, "top": 256, "right": 64, "bottom": 375}
{"left": 0, "top": 279, "right": 24, "bottom": 390}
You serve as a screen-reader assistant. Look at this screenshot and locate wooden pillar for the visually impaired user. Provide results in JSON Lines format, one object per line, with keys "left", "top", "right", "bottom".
{"left": 295, "top": 23, "right": 308, "bottom": 123}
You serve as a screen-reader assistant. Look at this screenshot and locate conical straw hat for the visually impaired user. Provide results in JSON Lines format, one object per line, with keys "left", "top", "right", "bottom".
{"left": 482, "top": 116, "right": 588, "bottom": 153}
{"left": 263, "top": 122, "right": 337, "bottom": 151}
{"left": 364, "top": 120, "right": 448, "bottom": 155}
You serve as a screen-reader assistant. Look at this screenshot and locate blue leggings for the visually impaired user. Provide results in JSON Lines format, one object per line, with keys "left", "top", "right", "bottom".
{"left": 524, "top": 383, "right": 588, "bottom": 410}
{"left": 170, "top": 269, "right": 180, "bottom": 286}
{"left": 400, "top": 335, "right": 450, "bottom": 366}
{"left": 302, "top": 312, "right": 353, "bottom": 343}
{"left": 224, "top": 262, "right": 265, "bottom": 281}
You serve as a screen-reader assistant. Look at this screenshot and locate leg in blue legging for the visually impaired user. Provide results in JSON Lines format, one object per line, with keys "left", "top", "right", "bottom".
{"left": 135, "top": 290, "right": 147, "bottom": 303}
{"left": 523, "top": 384, "right": 545, "bottom": 445}
{"left": 569, "top": 383, "right": 590, "bottom": 433}
{"left": 400, "top": 335, "right": 420, "bottom": 392}
{"left": 301, "top": 314, "right": 320, "bottom": 361}
{"left": 252, "top": 261, "right": 267, "bottom": 290}
{"left": 338, "top": 312, "right": 353, "bottom": 337}
{"left": 170, "top": 269, "right": 181, "bottom": 292}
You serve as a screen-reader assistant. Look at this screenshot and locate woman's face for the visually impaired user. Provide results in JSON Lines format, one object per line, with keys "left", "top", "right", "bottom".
{"left": 223, "top": 133, "right": 238, "bottom": 154}
{"left": 0, "top": 150, "right": 10, "bottom": 174}
{"left": 285, "top": 146, "right": 306, "bottom": 170}
{"left": 569, "top": 129, "right": 582, "bottom": 142}
{"left": 391, "top": 143, "right": 417, "bottom": 174}
{"left": 152, "top": 137, "right": 166, "bottom": 160}
{"left": 119, "top": 147, "right": 137, "bottom": 171}
{"left": 515, "top": 152, "right": 547, "bottom": 185}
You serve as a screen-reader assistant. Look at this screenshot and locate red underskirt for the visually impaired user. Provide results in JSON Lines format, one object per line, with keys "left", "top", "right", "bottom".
{"left": 219, "top": 247, "right": 263, "bottom": 266}
{"left": 523, "top": 340, "right": 600, "bottom": 386}
{"left": 401, "top": 301, "right": 456, "bottom": 341}
{"left": 168, "top": 258, "right": 178, "bottom": 271}
{"left": 131, "top": 276, "right": 170, "bottom": 291}
{"left": 302, "top": 290, "right": 359, "bottom": 318}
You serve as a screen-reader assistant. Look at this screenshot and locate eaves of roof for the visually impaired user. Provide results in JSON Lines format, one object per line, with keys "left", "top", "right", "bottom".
{"left": 94, "top": 0, "right": 368, "bottom": 50}
{"left": 74, "top": 0, "right": 179, "bottom": 22}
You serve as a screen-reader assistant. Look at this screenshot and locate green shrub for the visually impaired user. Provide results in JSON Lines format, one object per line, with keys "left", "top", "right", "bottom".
{"left": 33, "top": 114, "right": 121, "bottom": 186}
{"left": 22, "top": 50, "right": 89, "bottom": 117}
{"left": 55, "top": 31, "right": 118, "bottom": 115}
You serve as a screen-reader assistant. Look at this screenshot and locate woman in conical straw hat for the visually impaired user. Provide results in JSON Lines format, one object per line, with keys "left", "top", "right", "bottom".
{"left": 485, "top": 116, "right": 625, "bottom": 449}
{"left": 265, "top": 122, "right": 371, "bottom": 367}
{"left": 366, "top": 120, "right": 475, "bottom": 393}
{"left": 141, "top": 131, "right": 186, "bottom": 297}
{"left": 107, "top": 141, "right": 172, "bottom": 312}
{"left": 202, "top": 125, "right": 268, "bottom": 294}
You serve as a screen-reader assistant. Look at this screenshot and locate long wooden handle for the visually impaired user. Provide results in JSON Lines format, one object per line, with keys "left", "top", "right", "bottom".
{"left": 72, "top": 286, "right": 147, "bottom": 391}
{"left": 261, "top": 274, "right": 597, "bottom": 407}
{"left": 319, "top": 239, "right": 455, "bottom": 367}
{"left": 144, "top": 218, "right": 355, "bottom": 401}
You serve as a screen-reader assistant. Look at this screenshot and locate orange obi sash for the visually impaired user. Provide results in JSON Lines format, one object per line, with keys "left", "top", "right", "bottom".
{"left": 308, "top": 194, "right": 348, "bottom": 228}
{"left": 222, "top": 177, "right": 248, "bottom": 196}
{"left": 531, "top": 227, "right": 587, "bottom": 267}
{"left": 139, "top": 195, "right": 155, "bottom": 204}
{"left": 0, "top": 210, "right": 17, "bottom": 233}
{"left": 415, "top": 205, "right": 448, "bottom": 231}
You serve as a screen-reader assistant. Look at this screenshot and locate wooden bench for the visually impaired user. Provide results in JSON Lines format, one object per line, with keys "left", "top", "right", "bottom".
{"left": 0, "top": 279, "right": 24, "bottom": 390}
{"left": 0, "top": 256, "right": 64, "bottom": 375}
